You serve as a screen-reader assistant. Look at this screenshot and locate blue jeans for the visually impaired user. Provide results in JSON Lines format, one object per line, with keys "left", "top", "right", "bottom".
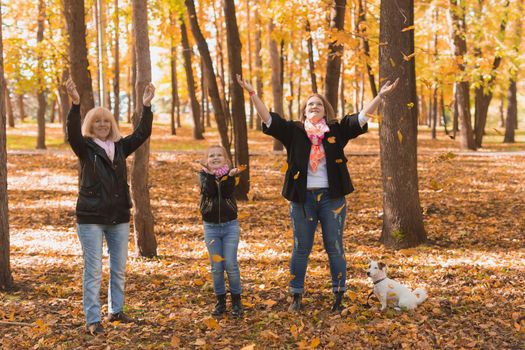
{"left": 289, "top": 189, "right": 347, "bottom": 294}
{"left": 76, "top": 223, "right": 129, "bottom": 324}
{"left": 203, "top": 219, "right": 242, "bottom": 295}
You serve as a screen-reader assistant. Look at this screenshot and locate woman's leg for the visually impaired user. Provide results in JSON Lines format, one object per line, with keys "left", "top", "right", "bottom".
{"left": 289, "top": 193, "right": 318, "bottom": 294}
{"left": 222, "top": 220, "right": 241, "bottom": 295}
{"left": 204, "top": 222, "right": 226, "bottom": 295}
{"left": 318, "top": 196, "right": 347, "bottom": 292}
{"left": 76, "top": 224, "right": 104, "bottom": 325}
{"left": 104, "top": 222, "right": 130, "bottom": 316}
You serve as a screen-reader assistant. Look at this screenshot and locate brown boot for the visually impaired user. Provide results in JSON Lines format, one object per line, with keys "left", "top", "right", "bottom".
{"left": 108, "top": 311, "right": 135, "bottom": 323}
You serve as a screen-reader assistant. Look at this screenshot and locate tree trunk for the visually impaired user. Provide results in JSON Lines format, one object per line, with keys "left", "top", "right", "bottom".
{"left": 49, "top": 95, "right": 57, "bottom": 123}
{"left": 200, "top": 61, "right": 206, "bottom": 132}
{"left": 379, "top": 0, "right": 426, "bottom": 249}
{"left": 498, "top": 97, "right": 505, "bottom": 128}
{"left": 503, "top": 79, "right": 516, "bottom": 143}
{"left": 224, "top": 0, "right": 250, "bottom": 200}
{"left": 254, "top": 8, "right": 263, "bottom": 131}
{"left": 179, "top": 18, "right": 203, "bottom": 140}
{"left": 246, "top": 0, "right": 254, "bottom": 129}
{"left": 324, "top": 0, "right": 346, "bottom": 114}
{"left": 431, "top": 87, "right": 437, "bottom": 139}
{"left": 358, "top": 0, "right": 378, "bottom": 97}
{"left": 17, "top": 94, "right": 25, "bottom": 122}
{"left": 306, "top": 20, "right": 318, "bottom": 93}
{"left": 169, "top": 12, "right": 178, "bottom": 134}
{"left": 339, "top": 61, "right": 345, "bottom": 118}
{"left": 113, "top": 0, "right": 120, "bottom": 124}
{"left": 131, "top": 0, "right": 157, "bottom": 257}
{"left": 5, "top": 79, "right": 14, "bottom": 127}
{"left": 0, "top": 0, "right": 13, "bottom": 290}
{"left": 269, "top": 21, "right": 284, "bottom": 151}
{"left": 449, "top": 0, "right": 475, "bottom": 150}
{"left": 36, "top": 0, "right": 46, "bottom": 150}
{"left": 63, "top": 0, "right": 95, "bottom": 118}
{"left": 59, "top": 69, "right": 69, "bottom": 142}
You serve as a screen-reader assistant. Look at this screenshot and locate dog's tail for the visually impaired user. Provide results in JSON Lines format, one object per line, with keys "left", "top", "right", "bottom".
{"left": 413, "top": 288, "right": 428, "bottom": 305}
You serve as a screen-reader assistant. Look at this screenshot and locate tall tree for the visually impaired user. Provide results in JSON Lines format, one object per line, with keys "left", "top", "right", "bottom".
{"left": 324, "top": 0, "right": 346, "bottom": 114}
{"left": 224, "top": 0, "right": 250, "bottom": 200}
{"left": 357, "top": 0, "right": 378, "bottom": 97}
{"left": 113, "top": 0, "right": 120, "bottom": 123}
{"left": 269, "top": 20, "right": 284, "bottom": 151}
{"left": 169, "top": 10, "right": 180, "bottom": 134}
{"left": 254, "top": 7, "right": 263, "bottom": 131}
{"left": 179, "top": 17, "right": 204, "bottom": 140}
{"left": 305, "top": 20, "right": 318, "bottom": 94}
{"left": 5, "top": 79, "right": 14, "bottom": 127}
{"left": 131, "top": 0, "right": 157, "bottom": 257}
{"left": 63, "top": 0, "right": 95, "bottom": 118}
{"left": 185, "top": 0, "right": 231, "bottom": 153}
{"left": 449, "top": 0, "right": 475, "bottom": 150}
{"left": 0, "top": 0, "right": 13, "bottom": 290}
{"left": 36, "top": 0, "right": 46, "bottom": 150}
{"left": 379, "top": 0, "right": 426, "bottom": 248}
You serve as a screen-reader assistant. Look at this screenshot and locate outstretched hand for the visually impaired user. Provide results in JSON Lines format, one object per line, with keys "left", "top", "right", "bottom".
{"left": 236, "top": 74, "right": 254, "bottom": 93}
{"left": 64, "top": 78, "right": 80, "bottom": 105}
{"left": 143, "top": 83, "right": 155, "bottom": 106}
{"left": 378, "top": 78, "right": 400, "bottom": 98}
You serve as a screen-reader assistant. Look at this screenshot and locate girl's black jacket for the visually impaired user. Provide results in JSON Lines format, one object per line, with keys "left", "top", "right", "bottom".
{"left": 199, "top": 172, "right": 238, "bottom": 224}
{"left": 67, "top": 104, "right": 153, "bottom": 225}
{"left": 263, "top": 112, "right": 367, "bottom": 203}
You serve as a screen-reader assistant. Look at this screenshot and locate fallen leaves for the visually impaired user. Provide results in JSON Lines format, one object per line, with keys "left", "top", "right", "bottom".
{"left": 212, "top": 254, "right": 224, "bottom": 262}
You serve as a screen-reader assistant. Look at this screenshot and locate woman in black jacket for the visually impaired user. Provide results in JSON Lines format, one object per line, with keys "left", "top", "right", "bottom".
{"left": 237, "top": 74, "right": 398, "bottom": 312}
{"left": 65, "top": 78, "right": 155, "bottom": 335}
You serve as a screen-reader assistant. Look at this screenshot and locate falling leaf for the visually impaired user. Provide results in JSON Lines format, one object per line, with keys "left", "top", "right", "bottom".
{"left": 365, "top": 113, "right": 379, "bottom": 120}
{"left": 280, "top": 163, "right": 288, "bottom": 173}
{"left": 389, "top": 58, "right": 396, "bottom": 67}
{"left": 397, "top": 130, "right": 403, "bottom": 143}
{"left": 493, "top": 128, "right": 502, "bottom": 135}
{"left": 407, "top": 102, "right": 415, "bottom": 109}
{"left": 237, "top": 164, "right": 247, "bottom": 173}
{"left": 220, "top": 175, "right": 228, "bottom": 182}
{"left": 333, "top": 203, "right": 345, "bottom": 215}
{"left": 293, "top": 171, "right": 300, "bottom": 180}
{"left": 388, "top": 292, "right": 397, "bottom": 297}
{"left": 316, "top": 193, "right": 322, "bottom": 202}
{"left": 401, "top": 25, "right": 415, "bottom": 32}
{"left": 285, "top": 95, "right": 294, "bottom": 101}
{"left": 235, "top": 177, "right": 240, "bottom": 186}
{"left": 212, "top": 255, "right": 224, "bottom": 262}
{"left": 327, "top": 136, "right": 336, "bottom": 143}
{"left": 335, "top": 159, "right": 343, "bottom": 164}
{"left": 401, "top": 51, "right": 416, "bottom": 61}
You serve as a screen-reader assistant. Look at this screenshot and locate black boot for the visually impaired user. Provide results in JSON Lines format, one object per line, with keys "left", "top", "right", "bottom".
{"left": 212, "top": 294, "right": 227, "bottom": 316}
{"left": 288, "top": 293, "right": 302, "bottom": 312}
{"left": 331, "top": 291, "right": 344, "bottom": 312}
{"left": 231, "top": 293, "right": 244, "bottom": 317}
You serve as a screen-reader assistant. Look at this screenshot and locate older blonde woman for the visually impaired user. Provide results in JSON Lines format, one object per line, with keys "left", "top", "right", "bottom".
{"left": 65, "top": 78, "right": 154, "bottom": 335}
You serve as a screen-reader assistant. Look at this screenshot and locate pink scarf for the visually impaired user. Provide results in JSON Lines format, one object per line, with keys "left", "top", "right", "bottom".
{"left": 93, "top": 138, "right": 115, "bottom": 162}
{"left": 304, "top": 118, "right": 329, "bottom": 173}
{"left": 213, "top": 164, "right": 230, "bottom": 178}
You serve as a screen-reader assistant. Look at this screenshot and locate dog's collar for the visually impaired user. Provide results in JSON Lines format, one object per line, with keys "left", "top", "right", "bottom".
{"left": 373, "top": 277, "right": 387, "bottom": 285}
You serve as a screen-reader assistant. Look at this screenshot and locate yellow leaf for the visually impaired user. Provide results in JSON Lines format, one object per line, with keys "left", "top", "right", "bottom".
{"left": 333, "top": 203, "right": 345, "bottom": 215}
{"left": 262, "top": 299, "right": 277, "bottom": 308}
{"left": 237, "top": 164, "right": 247, "bottom": 173}
{"left": 407, "top": 102, "right": 414, "bottom": 109}
{"left": 401, "top": 25, "right": 415, "bottom": 32}
{"left": 290, "top": 324, "right": 299, "bottom": 340}
{"left": 388, "top": 292, "right": 397, "bottom": 297}
{"left": 347, "top": 291, "right": 357, "bottom": 302}
{"left": 389, "top": 58, "right": 396, "bottom": 67}
{"left": 309, "top": 337, "right": 321, "bottom": 348}
{"left": 335, "top": 159, "right": 343, "bottom": 164}
{"left": 285, "top": 95, "right": 294, "bottom": 101}
{"left": 293, "top": 171, "right": 300, "bottom": 180}
{"left": 397, "top": 130, "right": 403, "bottom": 143}
{"left": 171, "top": 336, "right": 181, "bottom": 347}
{"left": 194, "top": 279, "right": 205, "bottom": 286}
{"left": 8, "top": 310, "right": 14, "bottom": 321}
{"left": 235, "top": 177, "right": 240, "bottom": 186}
{"left": 327, "top": 136, "right": 336, "bottom": 143}
{"left": 316, "top": 193, "right": 322, "bottom": 202}
{"left": 365, "top": 113, "right": 379, "bottom": 120}
{"left": 203, "top": 317, "right": 220, "bottom": 330}
{"left": 220, "top": 175, "right": 228, "bottom": 182}
{"left": 212, "top": 255, "right": 224, "bottom": 262}
{"left": 280, "top": 163, "right": 288, "bottom": 173}
{"left": 402, "top": 51, "right": 416, "bottom": 61}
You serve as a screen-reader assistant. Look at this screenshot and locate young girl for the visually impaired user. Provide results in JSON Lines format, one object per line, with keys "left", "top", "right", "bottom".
{"left": 199, "top": 145, "right": 244, "bottom": 317}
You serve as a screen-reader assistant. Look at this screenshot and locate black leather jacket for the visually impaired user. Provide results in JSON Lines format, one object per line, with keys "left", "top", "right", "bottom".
{"left": 199, "top": 172, "right": 238, "bottom": 224}
{"left": 67, "top": 104, "right": 153, "bottom": 224}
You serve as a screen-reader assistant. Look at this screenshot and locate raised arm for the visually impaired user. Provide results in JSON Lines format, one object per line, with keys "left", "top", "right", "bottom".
{"left": 122, "top": 83, "right": 155, "bottom": 157}
{"left": 64, "top": 78, "right": 87, "bottom": 158}
{"left": 360, "top": 78, "right": 399, "bottom": 117}
{"left": 236, "top": 74, "right": 271, "bottom": 124}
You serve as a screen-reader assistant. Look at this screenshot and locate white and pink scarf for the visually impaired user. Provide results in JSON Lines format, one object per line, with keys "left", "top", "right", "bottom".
{"left": 94, "top": 138, "right": 115, "bottom": 162}
{"left": 304, "top": 118, "right": 330, "bottom": 173}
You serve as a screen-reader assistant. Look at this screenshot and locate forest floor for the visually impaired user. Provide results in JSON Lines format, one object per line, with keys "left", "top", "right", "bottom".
{"left": 1, "top": 122, "right": 525, "bottom": 349}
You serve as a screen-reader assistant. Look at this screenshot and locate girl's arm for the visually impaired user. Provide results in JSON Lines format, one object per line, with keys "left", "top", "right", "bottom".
{"left": 236, "top": 74, "right": 271, "bottom": 124}
{"left": 359, "top": 78, "right": 400, "bottom": 125}
{"left": 122, "top": 83, "right": 155, "bottom": 157}
{"left": 64, "top": 78, "right": 87, "bottom": 159}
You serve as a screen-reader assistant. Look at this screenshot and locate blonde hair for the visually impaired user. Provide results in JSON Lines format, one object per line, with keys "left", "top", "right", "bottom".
{"left": 204, "top": 145, "right": 232, "bottom": 168}
{"left": 81, "top": 107, "right": 122, "bottom": 141}
{"left": 299, "top": 94, "right": 336, "bottom": 123}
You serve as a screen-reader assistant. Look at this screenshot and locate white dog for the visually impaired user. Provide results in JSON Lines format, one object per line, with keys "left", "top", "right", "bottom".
{"left": 367, "top": 260, "right": 427, "bottom": 311}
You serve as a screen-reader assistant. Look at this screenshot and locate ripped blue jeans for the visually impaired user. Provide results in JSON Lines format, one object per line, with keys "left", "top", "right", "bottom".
{"left": 289, "top": 189, "right": 347, "bottom": 294}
